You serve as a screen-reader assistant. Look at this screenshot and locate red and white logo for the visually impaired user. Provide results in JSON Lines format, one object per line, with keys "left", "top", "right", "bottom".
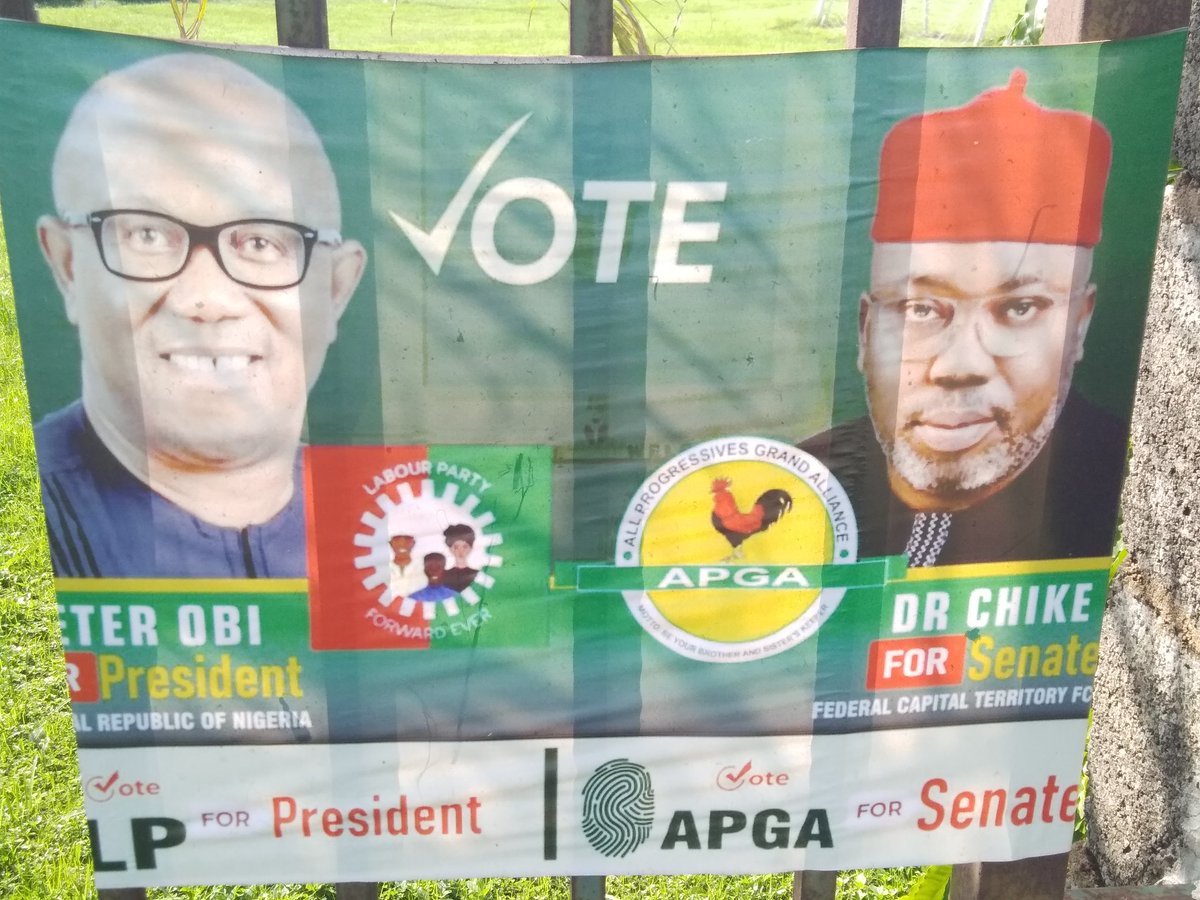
{"left": 306, "top": 446, "right": 503, "bottom": 651}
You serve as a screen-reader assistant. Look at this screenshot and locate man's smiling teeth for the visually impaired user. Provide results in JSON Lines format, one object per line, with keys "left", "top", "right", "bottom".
{"left": 164, "top": 353, "right": 256, "bottom": 373}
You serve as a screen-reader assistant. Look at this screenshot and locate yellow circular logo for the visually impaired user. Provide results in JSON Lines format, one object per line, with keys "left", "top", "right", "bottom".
{"left": 616, "top": 437, "right": 857, "bottom": 662}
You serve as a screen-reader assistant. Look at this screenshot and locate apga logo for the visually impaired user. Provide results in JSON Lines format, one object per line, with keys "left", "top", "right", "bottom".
{"left": 616, "top": 437, "right": 857, "bottom": 663}
{"left": 581, "top": 759, "right": 655, "bottom": 858}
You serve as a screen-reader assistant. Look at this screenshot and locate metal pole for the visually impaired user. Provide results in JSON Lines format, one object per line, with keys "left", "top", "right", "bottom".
{"left": 335, "top": 884, "right": 380, "bottom": 900}
{"left": 973, "top": 0, "right": 995, "bottom": 44}
{"left": 804, "top": 22, "right": 905, "bottom": 900}
{"left": 571, "top": 876, "right": 606, "bottom": 900}
{"left": 793, "top": 870, "right": 838, "bottom": 900}
{"left": 846, "top": 0, "right": 904, "bottom": 48}
{"left": 274, "top": 0, "right": 329, "bottom": 49}
{"left": 811, "top": 25, "right": 904, "bottom": 900}
{"left": 570, "top": 0, "right": 613, "bottom": 55}
{"left": 0, "top": 0, "right": 37, "bottom": 21}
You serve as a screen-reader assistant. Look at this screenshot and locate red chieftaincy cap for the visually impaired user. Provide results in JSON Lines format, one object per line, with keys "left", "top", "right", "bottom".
{"left": 872, "top": 70, "right": 1112, "bottom": 247}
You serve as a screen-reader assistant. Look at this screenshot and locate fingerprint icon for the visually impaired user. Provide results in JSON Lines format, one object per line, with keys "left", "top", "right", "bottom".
{"left": 581, "top": 758, "right": 655, "bottom": 857}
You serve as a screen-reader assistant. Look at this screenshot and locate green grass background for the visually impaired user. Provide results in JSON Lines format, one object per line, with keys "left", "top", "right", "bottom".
{"left": 1, "top": 1, "right": 1025, "bottom": 895}
{"left": 35, "top": 0, "right": 1027, "bottom": 55}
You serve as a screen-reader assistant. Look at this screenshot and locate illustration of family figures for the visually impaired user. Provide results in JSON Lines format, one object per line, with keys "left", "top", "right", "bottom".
{"left": 388, "top": 524, "right": 479, "bottom": 604}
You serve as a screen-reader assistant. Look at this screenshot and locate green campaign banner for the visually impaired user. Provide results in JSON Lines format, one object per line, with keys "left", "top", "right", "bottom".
{"left": 0, "top": 18, "right": 1184, "bottom": 885}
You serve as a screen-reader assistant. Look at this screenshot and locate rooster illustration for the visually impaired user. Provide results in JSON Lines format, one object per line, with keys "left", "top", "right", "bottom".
{"left": 710, "top": 478, "right": 793, "bottom": 559}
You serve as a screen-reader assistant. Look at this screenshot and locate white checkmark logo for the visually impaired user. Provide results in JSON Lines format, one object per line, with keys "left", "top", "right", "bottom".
{"left": 388, "top": 112, "right": 533, "bottom": 274}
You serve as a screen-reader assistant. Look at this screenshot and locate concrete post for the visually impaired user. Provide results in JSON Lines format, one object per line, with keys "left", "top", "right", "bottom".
{"left": 1086, "top": 171, "right": 1200, "bottom": 885}
{"left": 1080, "top": 0, "right": 1200, "bottom": 886}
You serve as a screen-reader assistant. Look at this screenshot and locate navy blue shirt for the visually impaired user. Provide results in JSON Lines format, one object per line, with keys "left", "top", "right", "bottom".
{"left": 35, "top": 402, "right": 307, "bottom": 578}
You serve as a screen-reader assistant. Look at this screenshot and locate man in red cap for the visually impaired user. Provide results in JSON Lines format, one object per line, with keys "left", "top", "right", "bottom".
{"left": 803, "top": 71, "right": 1126, "bottom": 565}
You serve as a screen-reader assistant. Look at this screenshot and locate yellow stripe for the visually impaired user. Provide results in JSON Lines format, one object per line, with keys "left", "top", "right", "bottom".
{"left": 898, "top": 556, "right": 1112, "bottom": 582}
{"left": 55, "top": 578, "right": 309, "bottom": 594}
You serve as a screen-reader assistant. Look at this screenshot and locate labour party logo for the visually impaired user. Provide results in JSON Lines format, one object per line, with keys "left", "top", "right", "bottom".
{"left": 616, "top": 437, "right": 857, "bottom": 663}
{"left": 581, "top": 759, "right": 655, "bottom": 858}
{"left": 354, "top": 469, "right": 502, "bottom": 623}
{"left": 305, "top": 446, "right": 507, "bottom": 650}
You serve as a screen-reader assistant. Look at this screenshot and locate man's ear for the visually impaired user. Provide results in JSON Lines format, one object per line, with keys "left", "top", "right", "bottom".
{"left": 37, "top": 215, "right": 79, "bottom": 324}
{"left": 1069, "top": 285, "right": 1096, "bottom": 365}
{"left": 857, "top": 292, "right": 871, "bottom": 373}
{"left": 329, "top": 239, "right": 366, "bottom": 323}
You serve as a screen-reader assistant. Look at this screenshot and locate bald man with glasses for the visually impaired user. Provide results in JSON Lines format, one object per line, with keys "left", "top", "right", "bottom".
{"left": 34, "top": 54, "right": 366, "bottom": 577}
{"left": 802, "top": 72, "right": 1126, "bottom": 566}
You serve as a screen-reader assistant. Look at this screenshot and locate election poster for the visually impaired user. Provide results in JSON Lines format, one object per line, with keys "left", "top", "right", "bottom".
{"left": 0, "top": 18, "right": 1186, "bottom": 886}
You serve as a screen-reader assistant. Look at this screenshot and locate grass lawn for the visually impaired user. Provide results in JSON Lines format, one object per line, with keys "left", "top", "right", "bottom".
{"left": 35, "top": 0, "right": 1029, "bottom": 56}
{"left": 0, "top": 0, "right": 1024, "bottom": 894}
{"left": 0, "top": 216, "right": 94, "bottom": 897}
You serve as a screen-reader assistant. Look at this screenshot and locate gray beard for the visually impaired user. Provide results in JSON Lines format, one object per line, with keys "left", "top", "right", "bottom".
{"left": 874, "top": 395, "right": 1065, "bottom": 503}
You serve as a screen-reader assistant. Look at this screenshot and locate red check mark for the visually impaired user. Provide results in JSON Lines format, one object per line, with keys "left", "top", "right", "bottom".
{"left": 86, "top": 771, "right": 120, "bottom": 802}
{"left": 723, "top": 762, "right": 752, "bottom": 786}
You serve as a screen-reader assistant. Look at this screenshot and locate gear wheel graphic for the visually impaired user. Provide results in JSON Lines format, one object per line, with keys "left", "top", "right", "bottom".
{"left": 353, "top": 478, "right": 503, "bottom": 622}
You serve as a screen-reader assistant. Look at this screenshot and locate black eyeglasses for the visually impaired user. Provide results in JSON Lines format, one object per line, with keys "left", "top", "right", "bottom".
{"left": 60, "top": 209, "right": 344, "bottom": 290}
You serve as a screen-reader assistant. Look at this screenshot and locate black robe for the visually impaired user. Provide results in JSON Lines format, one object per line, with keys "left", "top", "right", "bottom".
{"left": 800, "top": 392, "right": 1128, "bottom": 565}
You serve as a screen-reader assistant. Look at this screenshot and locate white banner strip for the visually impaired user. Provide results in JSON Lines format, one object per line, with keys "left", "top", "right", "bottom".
{"left": 81, "top": 720, "right": 1085, "bottom": 887}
